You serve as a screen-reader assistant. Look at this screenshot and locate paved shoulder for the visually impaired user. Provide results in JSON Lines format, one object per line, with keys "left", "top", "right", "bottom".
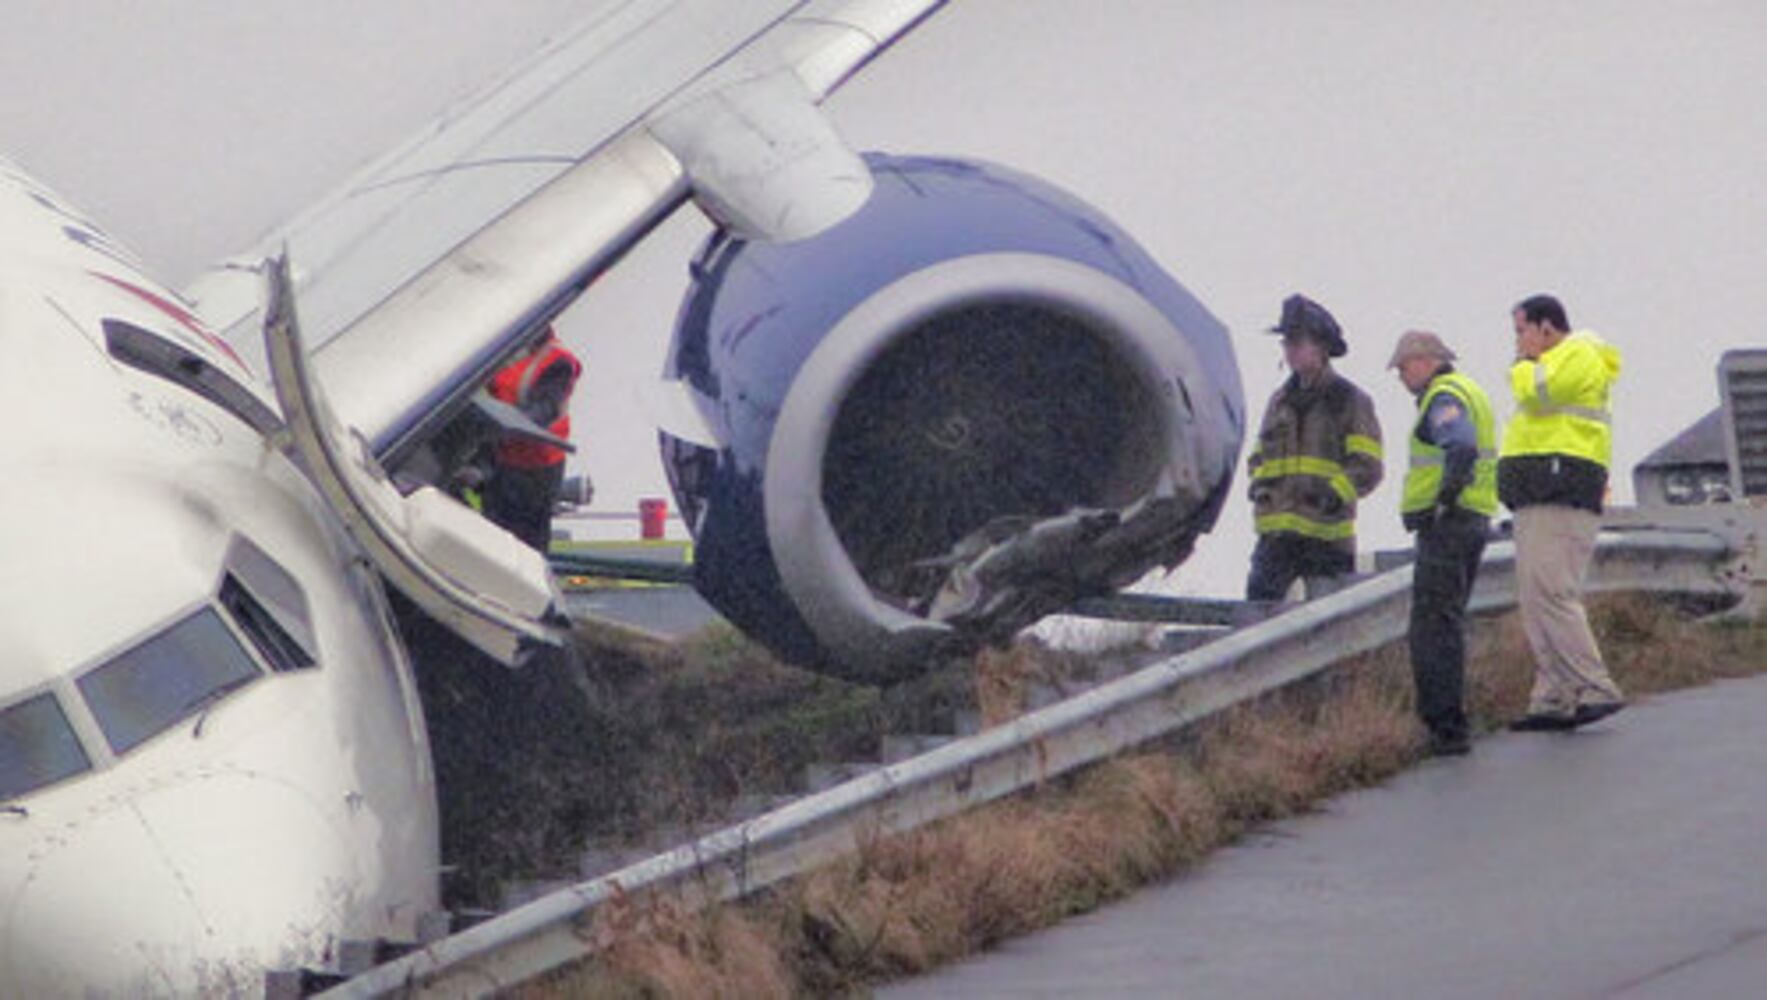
{"left": 883, "top": 675, "right": 1767, "bottom": 1000}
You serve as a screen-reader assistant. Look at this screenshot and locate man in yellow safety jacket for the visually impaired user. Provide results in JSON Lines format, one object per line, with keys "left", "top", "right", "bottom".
{"left": 1245, "top": 293, "right": 1384, "bottom": 601}
{"left": 1390, "top": 330, "right": 1498, "bottom": 756}
{"left": 1499, "top": 294, "right": 1626, "bottom": 732}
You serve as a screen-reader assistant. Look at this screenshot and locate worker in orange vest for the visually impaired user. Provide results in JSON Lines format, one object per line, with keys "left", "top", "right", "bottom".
{"left": 482, "top": 325, "right": 582, "bottom": 552}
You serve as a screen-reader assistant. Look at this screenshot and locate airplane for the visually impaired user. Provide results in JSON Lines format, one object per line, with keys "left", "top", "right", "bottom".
{"left": 0, "top": 0, "right": 1243, "bottom": 994}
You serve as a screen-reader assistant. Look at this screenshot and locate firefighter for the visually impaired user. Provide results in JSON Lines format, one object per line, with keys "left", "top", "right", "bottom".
{"left": 482, "top": 325, "right": 582, "bottom": 553}
{"left": 1390, "top": 330, "right": 1497, "bottom": 756}
{"left": 1500, "top": 294, "right": 1626, "bottom": 731}
{"left": 1245, "top": 294, "right": 1384, "bottom": 601}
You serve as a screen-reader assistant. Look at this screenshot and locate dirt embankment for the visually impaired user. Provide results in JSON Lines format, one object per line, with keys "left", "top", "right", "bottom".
{"left": 409, "top": 596, "right": 1766, "bottom": 996}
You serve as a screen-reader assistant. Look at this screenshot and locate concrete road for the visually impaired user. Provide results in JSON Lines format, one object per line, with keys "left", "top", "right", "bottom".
{"left": 882, "top": 674, "right": 1767, "bottom": 1000}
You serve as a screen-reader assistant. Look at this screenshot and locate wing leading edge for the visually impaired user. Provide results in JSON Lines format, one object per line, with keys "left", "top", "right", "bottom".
{"left": 190, "top": 0, "right": 946, "bottom": 469}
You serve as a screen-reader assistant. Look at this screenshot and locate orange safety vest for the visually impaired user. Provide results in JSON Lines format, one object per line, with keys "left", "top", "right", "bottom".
{"left": 487, "top": 334, "right": 581, "bottom": 468}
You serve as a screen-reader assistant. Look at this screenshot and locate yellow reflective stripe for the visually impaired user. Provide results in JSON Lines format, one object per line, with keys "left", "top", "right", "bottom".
{"left": 1255, "top": 512, "right": 1355, "bottom": 541}
{"left": 1345, "top": 434, "right": 1382, "bottom": 460}
{"left": 1535, "top": 403, "right": 1611, "bottom": 424}
{"left": 1523, "top": 358, "right": 1610, "bottom": 424}
{"left": 1250, "top": 456, "right": 1355, "bottom": 504}
{"left": 1251, "top": 456, "right": 1345, "bottom": 479}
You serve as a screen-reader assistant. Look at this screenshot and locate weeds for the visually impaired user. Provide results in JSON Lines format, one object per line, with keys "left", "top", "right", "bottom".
{"left": 408, "top": 617, "right": 892, "bottom": 907}
{"left": 431, "top": 596, "right": 1763, "bottom": 995}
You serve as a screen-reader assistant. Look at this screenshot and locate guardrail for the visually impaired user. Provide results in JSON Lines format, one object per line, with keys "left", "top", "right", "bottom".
{"left": 320, "top": 511, "right": 1762, "bottom": 999}
{"left": 550, "top": 552, "right": 695, "bottom": 586}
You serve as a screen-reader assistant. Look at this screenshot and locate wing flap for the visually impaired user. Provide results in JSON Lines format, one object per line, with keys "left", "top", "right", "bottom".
{"left": 194, "top": 2, "right": 805, "bottom": 360}
{"left": 198, "top": 0, "right": 945, "bottom": 465}
{"left": 315, "top": 128, "right": 686, "bottom": 466}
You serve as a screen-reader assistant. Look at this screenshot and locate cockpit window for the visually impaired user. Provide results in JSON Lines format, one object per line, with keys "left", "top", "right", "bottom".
{"left": 220, "top": 536, "right": 317, "bottom": 672}
{"left": 103, "top": 318, "right": 281, "bottom": 435}
{"left": 220, "top": 576, "right": 314, "bottom": 672}
{"left": 0, "top": 692, "right": 92, "bottom": 802}
{"left": 77, "top": 608, "right": 261, "bottom": 755}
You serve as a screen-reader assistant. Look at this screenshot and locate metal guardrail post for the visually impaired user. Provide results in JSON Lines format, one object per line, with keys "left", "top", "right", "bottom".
{"left": 319, "top": 515, "right": 1760, "bottom": 999}
{"left": 1066, "top": 592, "right": 1280, "bottom": 627}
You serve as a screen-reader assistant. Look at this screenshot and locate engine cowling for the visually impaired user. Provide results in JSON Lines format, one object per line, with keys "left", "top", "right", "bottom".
{"left": 660, "top": 154, "right": 1244, "bottom": 683}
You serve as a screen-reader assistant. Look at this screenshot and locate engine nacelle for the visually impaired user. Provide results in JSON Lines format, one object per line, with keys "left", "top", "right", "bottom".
{"left": 660, "top": 154, "right": 1244, "bottom": 683}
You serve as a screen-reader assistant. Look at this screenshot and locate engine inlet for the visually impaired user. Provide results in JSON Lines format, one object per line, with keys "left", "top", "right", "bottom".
{"left": 822, "top": 300, "right": 1166, "bottom": 605}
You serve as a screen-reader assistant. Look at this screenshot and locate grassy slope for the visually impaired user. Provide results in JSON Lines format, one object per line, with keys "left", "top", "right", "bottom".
{"left": 493, "top": 597, "right": 1766, "bottom": 997}
{"left": 408, "top": 610, "right": 975, "bottom": 909}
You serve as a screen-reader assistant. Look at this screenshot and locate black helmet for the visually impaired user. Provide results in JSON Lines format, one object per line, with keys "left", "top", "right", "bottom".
{"left": 1268, "top": 293, "right": 1346, "bottom": 358}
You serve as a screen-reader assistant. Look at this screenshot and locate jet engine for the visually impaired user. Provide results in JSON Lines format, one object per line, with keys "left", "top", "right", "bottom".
{"left": 659, "top": 154, "right": 1244, "bottom": 683}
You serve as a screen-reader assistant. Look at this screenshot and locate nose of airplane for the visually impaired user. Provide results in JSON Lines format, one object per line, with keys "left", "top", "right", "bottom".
{"left": 2, "top": 770, "right": 365, "bottom": 998}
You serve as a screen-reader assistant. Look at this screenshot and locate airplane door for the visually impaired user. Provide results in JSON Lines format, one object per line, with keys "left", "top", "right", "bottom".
{"left": 260, "top": 256, "right": 567, "bottom": 667}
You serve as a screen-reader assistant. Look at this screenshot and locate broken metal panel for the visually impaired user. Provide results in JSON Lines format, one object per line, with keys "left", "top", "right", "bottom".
{"left": 921, "top": 494, "right": 1217, "bottom": 643}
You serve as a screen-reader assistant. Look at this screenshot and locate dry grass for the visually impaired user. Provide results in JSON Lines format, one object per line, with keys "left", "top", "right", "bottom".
{"left": 513, "top": 892, "right": 794, "bottom": 1000}
{"left": 971, "top": 644, "right": 1039, "bottom": 727}
{"left": 535, "top": 597, "right": 1765, "bottom": 998}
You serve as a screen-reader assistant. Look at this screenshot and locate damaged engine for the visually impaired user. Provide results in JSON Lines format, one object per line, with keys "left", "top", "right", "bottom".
{"left": 658, "top": 154, "right": 1244, "bottom": 683}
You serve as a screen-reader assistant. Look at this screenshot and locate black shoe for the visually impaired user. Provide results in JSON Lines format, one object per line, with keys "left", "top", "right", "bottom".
{"left": 1508, "top": 711, "right": 1577, "bottom": 732}
{"left": 1427, "top": 731, "right": 1472, "bottom": 757}
{"left": 1570, "top": 701, "right": 1626, "bottom": 728}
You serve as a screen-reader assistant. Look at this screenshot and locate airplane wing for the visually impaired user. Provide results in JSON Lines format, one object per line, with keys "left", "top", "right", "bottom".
{"left": 187, "top": 0, "right": 945, "bottom": 469}
{"left": 202, "top": 0, "right": 1246, "bottom": 680}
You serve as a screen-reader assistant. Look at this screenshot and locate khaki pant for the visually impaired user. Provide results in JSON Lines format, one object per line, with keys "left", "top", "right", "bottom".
{"left": 1514, "top": 505, "right": 1623, "bottom": 714}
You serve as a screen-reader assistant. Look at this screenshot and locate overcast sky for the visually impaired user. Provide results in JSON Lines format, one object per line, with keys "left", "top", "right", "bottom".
{"left": 3, "top": 1, "right": 1763, "bottom": 599}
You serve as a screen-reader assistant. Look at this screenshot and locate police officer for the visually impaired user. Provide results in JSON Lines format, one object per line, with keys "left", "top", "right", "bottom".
{"left": 1390, "top": 330, "right": 1497, "bottom": 756}
{"left": 1246, "top": 294, "right": 1384, "bottom": 601}
{"left": 1500, "top": 294, "right": 1626, "bottom": 731}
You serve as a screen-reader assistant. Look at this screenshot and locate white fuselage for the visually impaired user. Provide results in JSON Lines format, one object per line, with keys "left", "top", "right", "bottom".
{"left": 0, "top": 158, "right": 440, "bottom": 996}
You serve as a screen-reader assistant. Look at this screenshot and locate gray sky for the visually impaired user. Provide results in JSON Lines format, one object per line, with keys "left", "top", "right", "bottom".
{"left": 3, "top": 1, "right": 1763, "bottom": 597}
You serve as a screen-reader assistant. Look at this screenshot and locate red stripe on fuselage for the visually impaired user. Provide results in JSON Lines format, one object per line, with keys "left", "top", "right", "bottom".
{"left": 89, "top": 271, "right": 245, "bottom": 368}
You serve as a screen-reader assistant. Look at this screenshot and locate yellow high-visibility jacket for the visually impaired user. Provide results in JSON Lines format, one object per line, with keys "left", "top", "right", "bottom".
{"left": 1402, "top": 369, "right": 1499, "bottom": 523}
{"left": 1497, "top": 329, "right": 1621, "bottom": 512}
